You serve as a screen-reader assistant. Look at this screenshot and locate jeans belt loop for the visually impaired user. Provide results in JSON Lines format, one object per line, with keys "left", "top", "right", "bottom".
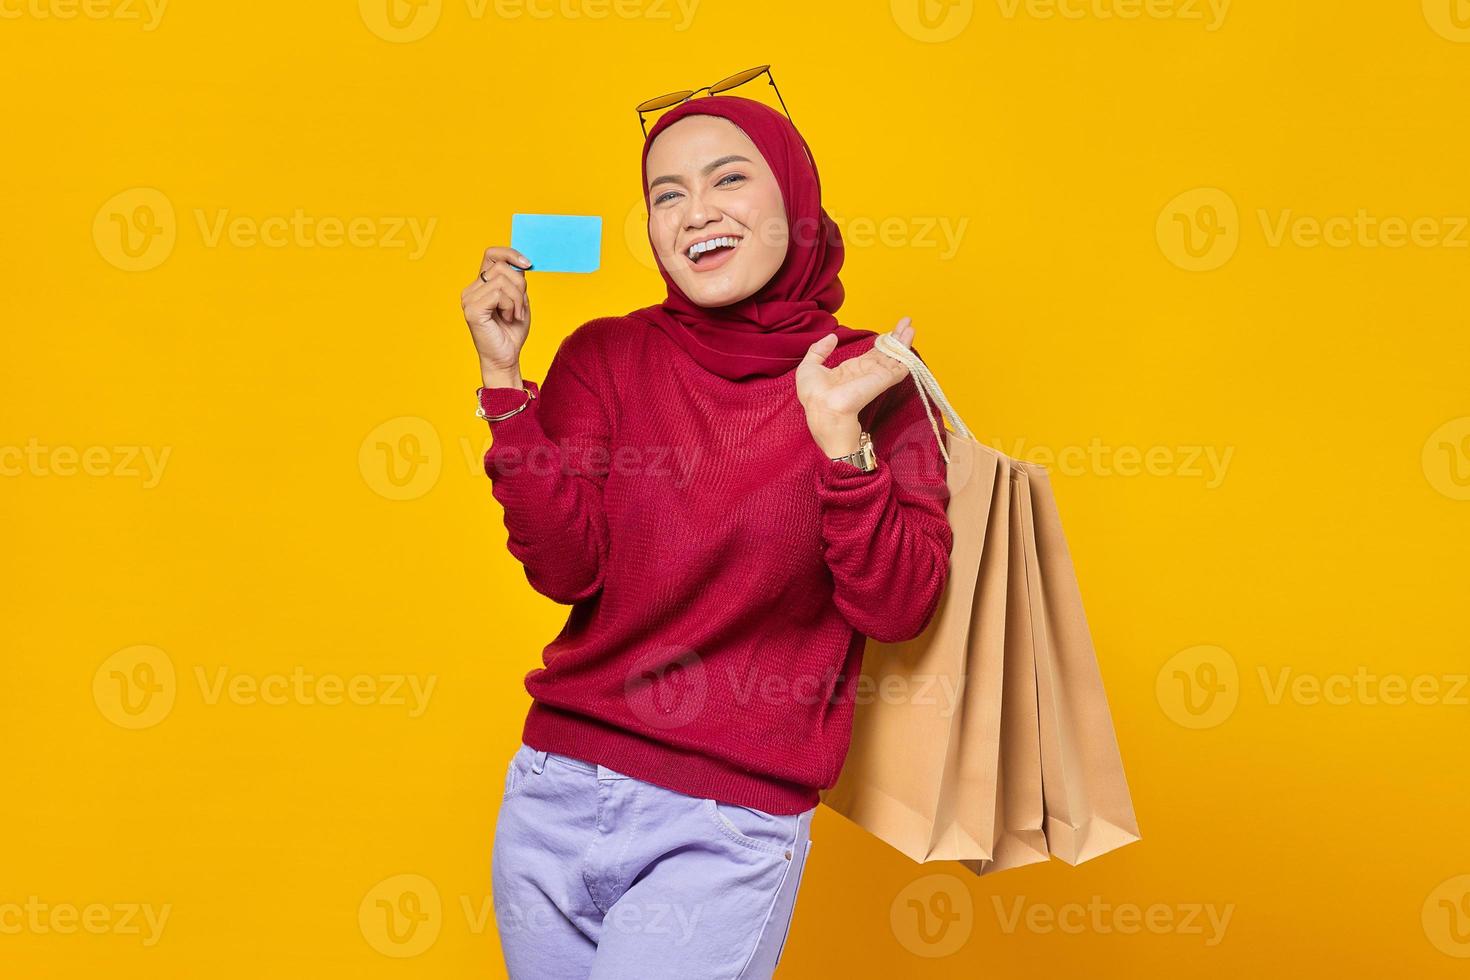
{"left": 531, "top": 749, "right": 548, "bottom": 774}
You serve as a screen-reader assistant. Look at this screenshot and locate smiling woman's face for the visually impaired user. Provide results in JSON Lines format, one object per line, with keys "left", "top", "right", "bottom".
{"left": 645, "top": 115, "right": 788, "bottom": 308}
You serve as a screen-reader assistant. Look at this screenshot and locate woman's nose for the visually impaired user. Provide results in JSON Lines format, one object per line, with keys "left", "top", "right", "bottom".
{"left": 682, "top": 191, "right": 719, "bottom": 228}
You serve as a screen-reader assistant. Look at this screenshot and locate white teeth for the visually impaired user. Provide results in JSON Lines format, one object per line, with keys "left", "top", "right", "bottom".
{"left": 687, "top": 236, "right": 738, "bottom": 261}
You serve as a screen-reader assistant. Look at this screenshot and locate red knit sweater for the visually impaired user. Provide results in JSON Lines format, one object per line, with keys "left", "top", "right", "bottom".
{"left": 480, "top": 317, "right": 953, "bottom": 814}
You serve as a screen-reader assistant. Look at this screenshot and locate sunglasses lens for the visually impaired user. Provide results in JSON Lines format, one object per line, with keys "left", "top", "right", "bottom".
{"left": 636, "top": 90, "right": 696, "bottom": 112}
{"left": 710, "top": 65, "right": 768, "bottom": 94}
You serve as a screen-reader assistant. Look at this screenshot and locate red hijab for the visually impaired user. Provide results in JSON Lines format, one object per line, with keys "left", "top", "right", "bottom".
{"left": 628, "top": 95, "right": 875, "bottom": 381}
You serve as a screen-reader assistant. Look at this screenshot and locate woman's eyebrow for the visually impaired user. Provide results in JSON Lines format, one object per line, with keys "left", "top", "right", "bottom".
{"left": 648, "top": 154, "right": 753, "bottom": 191}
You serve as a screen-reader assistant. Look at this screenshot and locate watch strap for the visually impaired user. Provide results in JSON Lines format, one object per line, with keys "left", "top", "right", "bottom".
{"left": 830, "top": 431, "right": 877, "bottom": 471}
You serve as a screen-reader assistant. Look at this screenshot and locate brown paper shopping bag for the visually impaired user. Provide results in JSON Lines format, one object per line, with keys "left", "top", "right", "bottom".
{"left": 817, "top": 423, "right": 996, "bottom": 864}
{"left": 818, "top": 332, "right": 1140, "bottom": 874}
{"left": 1022, "top": 463, "right": 1142, "bottom": 864}
{"left": 960, "top": 462, "right": 1051, "bottom": 877}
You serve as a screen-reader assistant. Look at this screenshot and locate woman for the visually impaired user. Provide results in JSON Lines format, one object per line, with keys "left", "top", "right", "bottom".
{"left": 462, "top": 94, "right": 954, "bottom": 978}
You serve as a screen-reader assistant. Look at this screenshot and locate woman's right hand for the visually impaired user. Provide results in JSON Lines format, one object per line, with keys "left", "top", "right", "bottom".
{"left": 462, "top": 246, "right": 534, "bottom": 381}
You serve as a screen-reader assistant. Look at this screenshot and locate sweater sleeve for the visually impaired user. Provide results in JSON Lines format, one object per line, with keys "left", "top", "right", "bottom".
{"left": 482, "top": 321, "right": 616, "bottom": 605}
{"left": 814, "top": 348, "right": 954, "bottom": 644}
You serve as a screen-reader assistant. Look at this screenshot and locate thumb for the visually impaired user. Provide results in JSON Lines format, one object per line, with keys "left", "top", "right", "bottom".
{"left": 800, "top": 332, "right": 839, "bottom": 368}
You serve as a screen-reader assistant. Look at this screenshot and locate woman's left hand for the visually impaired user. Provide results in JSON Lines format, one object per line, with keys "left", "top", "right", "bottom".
{"left": 796, "top": 316, "right": 916, "bottom": 458}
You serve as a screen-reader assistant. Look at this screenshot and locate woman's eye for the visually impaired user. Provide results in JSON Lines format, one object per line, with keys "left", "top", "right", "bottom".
{"left": 652, "top": 173, "right": 742, "bottom": 206}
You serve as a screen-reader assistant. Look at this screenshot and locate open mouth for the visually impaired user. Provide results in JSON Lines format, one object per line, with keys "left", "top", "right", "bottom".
{"left": 684, "top": 236, "right": 741, "bottom": 270}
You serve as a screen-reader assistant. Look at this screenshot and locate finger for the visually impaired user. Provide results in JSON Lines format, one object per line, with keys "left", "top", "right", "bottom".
{"left": 478, "top": 263, "right": 528, "bottom": 291}
{"left": 854, "top": 352, "right": 911, "bottom": 396}
{"left": 829, "top": 371, "right": 901, "bottom": 415}
{"left": 463, "top": 280, "right": 495, "bottom": 309}
{"left": 480, "top": 246, "right": 533, "bottom": 275}
{"left": 478, "top": 285, "right": 503, "bottom": 319}
{"left": 496, "top": 287, "right": 516, "bottom": 324}
{"left": 467, "top": 279, "right": 498, "bottom": 301}
{"left": 503, "top": 277, "right": 525, "bottom": 323}
{"left": 480, "top": 246, "right": 533, "bottom": 278}
{"left": 800, "top": 333, "right": 840, "bottom": 369}
{"left": 870, "top": 353, "right": 911, "bottom": 386}
{"left": 479, "top": 263, "right": 529, "bottom": 321}
{"left": 477, "top": 275, "right": 526, "bottom": 318}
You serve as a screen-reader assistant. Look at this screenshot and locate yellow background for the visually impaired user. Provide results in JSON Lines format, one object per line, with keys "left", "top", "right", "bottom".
{"left": 3, "top": 0, "right": 1469, "bottom": 976}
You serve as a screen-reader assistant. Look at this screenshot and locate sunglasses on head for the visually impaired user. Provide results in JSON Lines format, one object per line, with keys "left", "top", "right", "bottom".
{"left": 636, "top": 64, "right": 794, "bottom": 138}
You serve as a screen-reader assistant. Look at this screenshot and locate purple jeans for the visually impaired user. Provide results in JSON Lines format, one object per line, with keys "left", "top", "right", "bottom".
{"left": 491, "top": 741, "right": 817, "bottom": 979}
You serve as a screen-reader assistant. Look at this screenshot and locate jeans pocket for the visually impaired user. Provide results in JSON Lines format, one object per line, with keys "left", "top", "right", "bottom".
{"left": 502, "top": 745, "right": 531, "bottom": 803}
{"left": 705, "top": 798, "right": 798, "bottom": 857}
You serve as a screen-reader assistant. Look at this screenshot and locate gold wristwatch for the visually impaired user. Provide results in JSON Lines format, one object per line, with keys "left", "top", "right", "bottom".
{"left": 830, "top": 431, "right": 877, "bottom": 472}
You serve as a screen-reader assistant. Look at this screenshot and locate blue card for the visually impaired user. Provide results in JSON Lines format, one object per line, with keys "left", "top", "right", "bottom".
{"left": 510, "top": 213, "right": 602, "bottom": 273}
